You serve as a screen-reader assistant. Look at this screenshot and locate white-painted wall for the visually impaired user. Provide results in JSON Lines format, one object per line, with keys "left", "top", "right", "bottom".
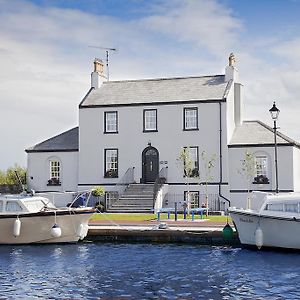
{"left": 27, "top": 152, "right": 78, "bottom": 192}
{"left": 78, "top": 100, "right": 231, "bottom": 200}
{"left": 293, "top": 147, "right": 300, "bottom": 192}
{"left": 229, "top": 146, "right": 295, "bottom": 209}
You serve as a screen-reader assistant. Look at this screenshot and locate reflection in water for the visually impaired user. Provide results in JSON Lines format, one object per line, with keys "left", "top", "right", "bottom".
{"left": 0, "top": 243, "right": 299, "bottom": 299}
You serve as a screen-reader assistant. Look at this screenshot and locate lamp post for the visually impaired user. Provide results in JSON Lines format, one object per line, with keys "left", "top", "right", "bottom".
{"left": 269, "top": 102, "right": 280, "bottom": 193}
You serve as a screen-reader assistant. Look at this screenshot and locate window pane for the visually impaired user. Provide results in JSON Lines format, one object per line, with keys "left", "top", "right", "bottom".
{"left": 105, "top": 149, "right": 118, "bottom": 177}
{"left": 285, "top": 203, "right": 298, "bottom": 213}
{"left": 184, "top": 108, "right": 197, "bottom": 130}
{"left": 255, "top": 156, "right": 268, "bottom": 177}
{"left": 6, "top": 201, "right": 23, "bottom": 212}
{"left": 183, "top": 147, "right": 199, "bottom": 177}
{"left": 144, "top": 110, "right": 157, "bottom": 131}
{"left": 50, "top": 161, "right": 60, "bottom": 180}
{"left": 105, "top": 112, "right": 117, "bottom": 133}
{"left": 185, "top": 192, "right": 199, "bottom": 209}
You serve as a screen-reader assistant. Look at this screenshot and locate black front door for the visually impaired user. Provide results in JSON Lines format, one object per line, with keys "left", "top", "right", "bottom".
{"left": 142, "top": 147, "right": 159, "bottom": 183}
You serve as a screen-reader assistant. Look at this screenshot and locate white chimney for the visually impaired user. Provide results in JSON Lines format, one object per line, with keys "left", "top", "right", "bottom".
{"left": 225, "top": 52, "right": 239, "bottom": 83}
{"left": 91, "top": 58, "right": 106, "bottom": 89}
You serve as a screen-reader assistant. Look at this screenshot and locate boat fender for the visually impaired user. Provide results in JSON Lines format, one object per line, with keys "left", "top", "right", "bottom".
{"left": 82, "top": 224, "right": 89, "bottom": 239}
{"left": 222, "top": 223, "right": 234, "bottom": 240}
{"left": 13, "top": 218, "right": 21, "bottom": 237}
{"left": 76, "top": 223, "right": 84, "bottom": 238}
{"left": 77, "top": 224, "right": 89, "bottom": 240}
{"left": 255, "top": 226, "right": 263, "bottom": 250}
{"left": 51, "top": 223, "right": 62, "bottom": 238}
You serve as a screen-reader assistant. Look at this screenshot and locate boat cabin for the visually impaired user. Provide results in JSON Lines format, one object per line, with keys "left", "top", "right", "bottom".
{"left": 0, "top": 195, "right": 55, "bottom": 214}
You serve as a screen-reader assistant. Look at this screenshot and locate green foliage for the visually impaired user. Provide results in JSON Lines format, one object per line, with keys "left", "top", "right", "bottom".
{"left": 91, "top": 186, "right": 105, "bottom": 197}
{"left": 238, "top": 151, "right": 256, "bottom": 182}
{"left": 0, "top": 165, "right": 26, "bottom": 185}
{"left": 238, "top": 151, "right": 256, "bottom": 209}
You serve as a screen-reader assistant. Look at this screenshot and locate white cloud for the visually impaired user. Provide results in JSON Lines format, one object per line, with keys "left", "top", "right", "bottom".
{"left": 1, "top": 0, "right": 300, "bottom": 170}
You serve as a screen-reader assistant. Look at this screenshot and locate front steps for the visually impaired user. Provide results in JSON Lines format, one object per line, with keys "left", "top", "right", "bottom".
{"left": 107, "top": 184, "right": 154, "bottom": 213}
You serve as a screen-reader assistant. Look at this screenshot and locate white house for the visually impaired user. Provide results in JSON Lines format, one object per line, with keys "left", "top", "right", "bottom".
{"left": 26, "top": 54, "right": 300, "bottom": 211}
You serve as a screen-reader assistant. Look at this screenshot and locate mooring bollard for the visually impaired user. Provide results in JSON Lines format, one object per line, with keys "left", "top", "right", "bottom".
{"left": 168, "top": 211, "right": 171, "bottom": 219}
{"left": 175, "top": 202, "right": 178, "bottom": 221}
{"left": 191, "top": 211, "right": 195, "bottom": 221}
{"left": 157, "top": 211, "right": 161, "bottom": 221}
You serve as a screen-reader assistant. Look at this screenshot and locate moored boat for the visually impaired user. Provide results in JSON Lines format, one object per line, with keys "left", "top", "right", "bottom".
{"left": 0, "top": 192, "right": 95, "bottom": 244}
{"left": 229, "top": 192, "right": 300, "bottom": 250}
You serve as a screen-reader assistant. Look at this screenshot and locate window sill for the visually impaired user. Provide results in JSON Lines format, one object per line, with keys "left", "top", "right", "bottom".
{"left": 183, "top": 128, "right": 199, "bottom": 131}
{"left": 103, "top": 131, "right": 119, "bottom": 134}
{"left": 252, "top": 182, "right": 270, "bottom": 185}
{"left": 104, "top": 176, "right": 118, "bottom": 179}
{"left": 47, "top": 183, "right": 61, "bottom": 186}
{"left": 143, "top": 130, "right": 158, "bottom": 133}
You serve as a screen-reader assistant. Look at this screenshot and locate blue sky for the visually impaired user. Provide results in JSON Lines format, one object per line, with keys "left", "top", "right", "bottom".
{"left": 1, "top": 0, "right": 300, "bottom": 170}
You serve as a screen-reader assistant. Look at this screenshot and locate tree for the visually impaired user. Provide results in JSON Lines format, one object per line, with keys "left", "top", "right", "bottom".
{"left": 201, "top": 151, "right": 216, "bottom": 217}
{"left": 177, "top": 147, "right": 199, "bottom": 214}
{"left": 238, "top": 151, "right": 256, "bottom": 209}
{"left": 0, "top": 165, "right": 27, "bottom": 186}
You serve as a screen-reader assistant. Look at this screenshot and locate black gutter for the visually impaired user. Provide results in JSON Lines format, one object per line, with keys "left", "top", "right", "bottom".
{"left": 219, "top": 101, "right": 231, "bottom": 206}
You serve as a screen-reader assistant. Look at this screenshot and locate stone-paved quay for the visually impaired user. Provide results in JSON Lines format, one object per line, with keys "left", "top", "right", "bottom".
{"left": 87, "top": 219, "right": 239, "bottom": 246}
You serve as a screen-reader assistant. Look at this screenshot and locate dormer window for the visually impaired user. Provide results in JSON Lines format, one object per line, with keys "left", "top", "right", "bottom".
{"left": 104, "top": 111, "right": 118, "bottom": 133}
{"left": 184, "top": 107, "right": 198, "bottom": 130}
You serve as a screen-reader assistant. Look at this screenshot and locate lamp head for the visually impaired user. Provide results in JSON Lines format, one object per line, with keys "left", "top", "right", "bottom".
{"left": 269, "top": 102, "right": 280, "bottom": 121}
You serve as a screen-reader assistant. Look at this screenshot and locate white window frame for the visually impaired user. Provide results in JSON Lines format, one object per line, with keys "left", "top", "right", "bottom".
{"left": 184, "top": 191, "right": 199, "bottom": 209}
{"left": 104, "top": 149, "right": 118, "bottom": 178}
{"left": 143, "top": 109, "right": 157, "bottom": 132}
{"left": 184, "top": 107, "right": 198, "bottom": 130}
{"left": 255, "top": 156, "right": 268, "bottom": 177}
{"left": 50, "top": 160, "right": 60, "bottom": 180}
{"left": 104, "top": 111, "right": 118, "bottom": 133}
{"left": 183, "top": 146, "right": 199, "bottom": 177}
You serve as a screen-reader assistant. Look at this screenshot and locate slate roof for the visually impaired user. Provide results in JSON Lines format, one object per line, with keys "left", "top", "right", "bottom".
{"left": 80, "top": 75, "right": 229, "bottom": 107}
{"left": 25, "top": 127, "right": 79, "bottom": 153}
{"left": 229, "top": 121, "right": 300, "bottom": 148}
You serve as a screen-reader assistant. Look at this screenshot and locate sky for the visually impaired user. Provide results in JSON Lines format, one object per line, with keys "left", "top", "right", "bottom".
{"left": 1, "top": 0, "right": 300, "bottom": 170}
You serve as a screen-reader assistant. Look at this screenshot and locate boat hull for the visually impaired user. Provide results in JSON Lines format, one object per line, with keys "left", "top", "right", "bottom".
{"left": 229, "top": 209, "right": 300, "bottom": 250}
{"left": 0, "top": 208, "right": 94, "bottom": 244}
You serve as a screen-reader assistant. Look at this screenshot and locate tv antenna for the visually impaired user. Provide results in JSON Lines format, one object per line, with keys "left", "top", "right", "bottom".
{"left": 88, "top": 45, "right": 117, "bottom": 81}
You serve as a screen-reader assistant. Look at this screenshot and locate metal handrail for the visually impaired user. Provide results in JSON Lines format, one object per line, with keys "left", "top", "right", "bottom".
{"left": 107, "top": 167, "right": 135, "bottom": 209}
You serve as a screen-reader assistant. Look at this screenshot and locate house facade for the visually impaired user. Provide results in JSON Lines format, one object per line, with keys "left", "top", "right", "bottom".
{"left": 26, "top": 55, "right": 300, "bottom": 211}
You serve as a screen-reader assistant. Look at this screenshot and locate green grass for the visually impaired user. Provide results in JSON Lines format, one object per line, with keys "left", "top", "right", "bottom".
{"left": 90, "top": 213, "right": 231, "bottom": 222}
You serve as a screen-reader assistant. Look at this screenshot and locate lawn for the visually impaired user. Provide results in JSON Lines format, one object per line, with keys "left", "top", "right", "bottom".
{"left": 90, "top": 213, "right": 231, "bottom": 223}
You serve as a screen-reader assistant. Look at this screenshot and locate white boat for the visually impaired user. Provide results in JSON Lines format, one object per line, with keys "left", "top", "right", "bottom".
{"left": 229, "top": 192, "right": 300, "bottom": 250}
{"left": 0, "top": 192, "right": 95, "bottom": 244}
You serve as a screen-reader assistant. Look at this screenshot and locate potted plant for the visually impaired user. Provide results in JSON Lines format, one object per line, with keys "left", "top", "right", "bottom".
{"left": 253, "top": 175, "right": 269, "bottom": 184}
{"left": 92, "top": 186, "right": 105, "bottom": 211}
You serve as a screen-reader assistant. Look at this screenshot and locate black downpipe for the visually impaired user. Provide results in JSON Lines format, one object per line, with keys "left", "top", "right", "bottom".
{"left": 219, "top": 102, "right": 231, "bottom": 207}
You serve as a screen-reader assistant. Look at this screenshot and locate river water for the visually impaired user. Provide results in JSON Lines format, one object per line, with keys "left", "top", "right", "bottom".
{"left": 0, "top": 243, "right": 299, "bottom": 299}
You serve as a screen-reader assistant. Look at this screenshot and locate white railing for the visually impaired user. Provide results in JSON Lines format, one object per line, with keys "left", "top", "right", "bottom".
{"left": 153, "top": 167, "right": 168, "bottom": 211}
{"left": 154, "top": 184, "right": 169, "bottom": 213}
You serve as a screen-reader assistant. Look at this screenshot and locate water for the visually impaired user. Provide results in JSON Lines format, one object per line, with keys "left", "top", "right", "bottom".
{"left": 0, "top": 243, "right": 300, "bottom": 299}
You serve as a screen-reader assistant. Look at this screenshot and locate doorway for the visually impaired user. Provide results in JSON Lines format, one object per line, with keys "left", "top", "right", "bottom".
{"left": 142, "top": 146, "right": 159, "bottom": 183}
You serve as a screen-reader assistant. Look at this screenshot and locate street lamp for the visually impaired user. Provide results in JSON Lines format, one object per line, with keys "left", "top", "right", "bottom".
{"left": 269, "top": 102, "right": 280, "bottom": 193}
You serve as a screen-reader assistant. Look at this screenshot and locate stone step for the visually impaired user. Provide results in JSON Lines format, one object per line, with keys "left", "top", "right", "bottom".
{"left": 119, "top": 197, "right": 153, "bottom": 201}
